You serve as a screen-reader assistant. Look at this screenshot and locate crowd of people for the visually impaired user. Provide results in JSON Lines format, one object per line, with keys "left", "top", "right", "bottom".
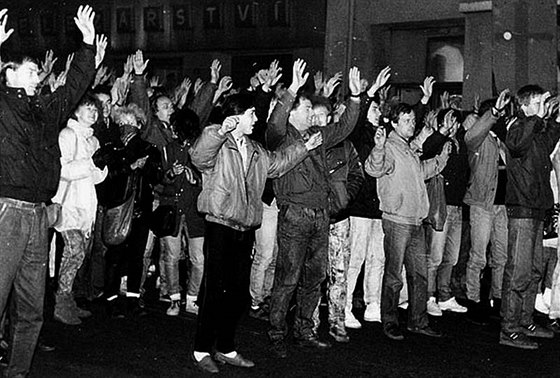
{"left": 0, "top": 4, "right": 560, "bottom": 377}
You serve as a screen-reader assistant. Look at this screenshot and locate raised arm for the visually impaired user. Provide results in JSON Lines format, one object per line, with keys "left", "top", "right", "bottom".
{"left": 364, "top": 127, "right": 394, "bottom": 178}
{"left": 321, "top": 67, "right": 361, "bottom": 149}
{"left": 189, "top": 117, "right": 236, "bottom": 171}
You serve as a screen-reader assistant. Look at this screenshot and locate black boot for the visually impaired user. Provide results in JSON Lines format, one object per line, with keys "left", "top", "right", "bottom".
{"left": 466, "top": 300, "right": 489, "bottom": 326}
{"left": 126, "top": 297, "right": 147, "bottom": 317}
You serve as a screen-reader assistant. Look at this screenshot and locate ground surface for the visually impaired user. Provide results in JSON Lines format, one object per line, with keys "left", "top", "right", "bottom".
{"left": 26, "top": 291, "right": 560, "bottom": 378}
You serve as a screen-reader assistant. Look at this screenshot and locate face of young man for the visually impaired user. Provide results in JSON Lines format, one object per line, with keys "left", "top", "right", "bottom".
{"left": 393, "top": 110, "right": 416, "bottom": 140}
{"left": 367, "top": 101, "right": 381, "bottom": 127}
{"left": 155, "top": 96, "right": 174, "bottom": 123}
{"left": 236, "top": 107, "right": 257, "bottom": 135}
{"left": 312, "top": 105, "right": 331, "bottom": 127}
{"left": 521, "top": 94, "right": 541, "bottom": 117}
{"left": 75, "top": 104, "right": 99, "bottom": 127}
{"left": 6, "top": 61, "right": 40, "bottom": 96}
{"left": 95, "top": 93, "right": 112, "bottom": 120}
{"left": 289, "top": 98, "right": 314, "bottom": 131}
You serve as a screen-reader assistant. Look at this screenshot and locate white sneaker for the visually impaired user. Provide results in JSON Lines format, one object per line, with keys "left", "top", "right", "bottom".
{"left": 427, "top": 297, "right": 442, "bottom": 316}
{"left": 363, "top": 304, "right": 381, "bottom": 323}
{"left": 344, "top": 309, "right": 362, "bottom": 329}
{"left": 166, "top": 300, "right": 180, "bottom": 316}
{"left": 398, "top": 301, "right": 408, "bottom": 310}
{"left": 185, "top": 297, "right": 199, "bottom": 315}
{"left": 438, "top": 297, "right": 467, "bottom": 313}
{"left": 535, "top": 293, "right": 550, "bottom": 314}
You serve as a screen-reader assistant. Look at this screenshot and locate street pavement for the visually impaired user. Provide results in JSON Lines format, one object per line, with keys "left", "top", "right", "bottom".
{"left": 27, "top": 292, "right": 560, "bottom": 377}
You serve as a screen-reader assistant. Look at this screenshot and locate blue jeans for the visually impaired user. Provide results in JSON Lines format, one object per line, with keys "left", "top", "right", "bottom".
{"left": 426, "top": 205, "right": 462, "bottom": 301}
{"left": 466, "top": 205, "right": 508, "bottom": 302}
{"left": 501, "top": 217, "right": 543, "bottom": 333}
{"left": 250, "top": 200, "right": 278, "bottom": 307}
{"left": 268, "top": 204, "right": 329, "bottom": 341}
{"left": 160, "top": 215, "right": 204, "bottom": 300}
{"left": 381, "top": 219, "right": 429, "bottom": 329}
{"left": 0, "top": 198, "right": 48, "bottom": 378}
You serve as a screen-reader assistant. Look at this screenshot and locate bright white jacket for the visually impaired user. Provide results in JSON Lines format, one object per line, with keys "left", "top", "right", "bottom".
{"left": 52, "top": 119, "right": 107, "bottom": 234}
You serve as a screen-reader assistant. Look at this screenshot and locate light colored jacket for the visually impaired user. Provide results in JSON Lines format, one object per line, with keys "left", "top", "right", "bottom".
{"left": 190, "top": 124, "right": 308, "bottom": 231}
{"left": 365, "top": 131, "right": 446, "bottom": 225}
{"left": 52, "top": 119, "right": 107, "bottom": 234}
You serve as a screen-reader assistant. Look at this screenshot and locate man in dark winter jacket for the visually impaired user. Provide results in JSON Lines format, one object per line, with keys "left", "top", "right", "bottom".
{"left": 500, "top": 85, "right": 560, "bottom": 349}
{"left": 0, "top": 6, "right": 97, "bottom": 377}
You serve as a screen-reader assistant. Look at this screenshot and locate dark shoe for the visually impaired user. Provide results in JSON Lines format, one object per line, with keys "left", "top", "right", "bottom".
{"left": 192, "top": 354, "right": 219, "bottom": 374}
{"left": 383, "top": 324, "right": 404, "bottom": 341}
{"left": 249, "top": 306, "right": 269, "bottom": 321}
{"left": 407, "top": 325, "right": 443, "bottom": 338}
{"left": 521, "top": 323, "right": 554, "bottom": 339}
{"left": 499, "top": 331, "right": 538, "bottom": 350}
{"left": 547, "top": 319, "right": 560, "bottom": 333}
{"left": 37, "top": 338, "right": 56, "bottom": 352}
{"left": 329, "top": 326, "right": 350, "bottom": 343}
{"left": 214, "top": 351, "right": 255, "bottom": 368}
{"left": 295, "top": 335, "right": 332, "bottom": 349}
{"left": 127, "top": 297, "right": 148, "bottom": 317}
{"left": 270, "top": 338, "right": 287, "bottom": 358}
{"left": 54, "top": 295, "right": 82, "bottom": 325}
{"left": 466, "top": 301, "right": 489, "bottom": 326}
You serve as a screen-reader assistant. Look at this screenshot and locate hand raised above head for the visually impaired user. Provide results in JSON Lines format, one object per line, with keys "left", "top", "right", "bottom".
{"left": 74, "top": 5, "right": 96, "bottom": 45}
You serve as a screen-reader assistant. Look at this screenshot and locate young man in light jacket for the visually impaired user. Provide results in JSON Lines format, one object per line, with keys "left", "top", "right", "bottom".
{"left": 189, "top": 92, "right": 322, "bottom": 374}
{"left": 365, "top": 103, "right": 449, "bottom": 341}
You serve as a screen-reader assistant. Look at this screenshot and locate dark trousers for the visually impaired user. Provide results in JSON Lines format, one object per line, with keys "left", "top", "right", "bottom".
{"left": 268, "top": 204, "right": 329, "bottom": 341}
{"left": 0, "top": 198, "right": 48, "bottom": 378}
{"left": 104, "top": 215, "right": 150, "bottom": 297}
{"left": 381, "top": 219, "right": 429, "bottom": 330}
{"left": 194, "top": 221, "right": 254, "bottom": 354}
{"left": 501, "top": 217, "right": 543, "bottom": 333}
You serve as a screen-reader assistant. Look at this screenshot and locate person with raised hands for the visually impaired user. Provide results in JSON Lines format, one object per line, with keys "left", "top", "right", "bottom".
{"left": 189, "top": 92, "right": 322, "bottom": 374}
{"left": 266, "top": 60, "right": 361, "bottom": 358}
{"left": 500, "top": 86, "right": 560, "bottom": 349}
{"left": 0, "top": 5, "right": 98, "bottom": 377}
{"left": 365, "top": 101, "right": 450, "bottom": 341}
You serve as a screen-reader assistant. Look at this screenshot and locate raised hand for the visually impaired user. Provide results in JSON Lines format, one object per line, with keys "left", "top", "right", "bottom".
{"left": 495, "top": 89, "right": 511, "bottom": 112}
{"left": 374, "top": 126, "right": 386, "bottom": 149}
{"left": 440, "top": 110, "right": 457, "bottom": 136}
{"left": 217, "top": 76, "right": 233, "bottom": 95}
{"left": 348, "top": 67, "right": 361, "bottom": 96}
{"left": 210, "top": 59, "right": 221, "bottom": 84}
{"left": 305, "top": 132, "right": 323, "bottom": 151}
{"left": 149, "top": 75, "right": 162, "bottom": 88}
{"left": 0, "top": 9, "right": 14, "bottom": 45}
{"left": 424, "top": 109, "right": 438, "bottom": 132}
{"left": 323, "top": 71, "right": 342, "bottom": 98}
{"left": 288, "top": 59, "right": 309, "bottom": 94}
{"left": 262, "top": 60, "right": 282, "bottom": 92}
{"left": 440, "top": 91, "right": 450, "bottom": 109}
{"left": 132, "top": 50, "right": 149, "bottom": 76}
{"left": 95, "top": 34, "right": 108, "bottom": 69}
{"left": 124, "top": 54, "right": 134, "bottom": 77}
{"left": 367, "top": 66, "right": 391, "bottom": 97}
{"left": 111, "top": 76, "right": 130, "bottom": 106}
{"left": 420, "top": 76, "right": 436, "bottom": 104}
{"left": 313, "top": 71, "right": 324, "bottom": 95}
{"left": 39, "top": 50, "right": 57, "bottom": 82}
{"left": 92, "top": 65, "right": 108, "bottom": 89}
{"left": 219, "top": 115, "right": 239, "bottom": 135}
{"left": 193, "top": 78, "right": 203, "bottom": 95}
{"left": 74, "top": 5, "right": 96, "bottom": 45}
{"left": 537, "top": 91, "right": 551, "bottom": 118}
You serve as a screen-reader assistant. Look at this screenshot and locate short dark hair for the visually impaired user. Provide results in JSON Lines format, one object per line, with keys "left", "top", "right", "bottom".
{"left": 0, "top": 55, "right": 38, "bottom": 86}
{"left": 311, "top": 95, "right": 332, "bottom": 114}
{"left": 222, "top": 92, "right": 255, "bottom": 117}
{"left": 70, "top": 93, "right": 99, "bottom": 120}
{"left": 390, "top": 103, "right": 414, "bottom": 123}
{"left": 516, "top": 84, "right": 544, "bottom": 107}
{"left": 292, "top": 92, "right": 312, "bottom": 112}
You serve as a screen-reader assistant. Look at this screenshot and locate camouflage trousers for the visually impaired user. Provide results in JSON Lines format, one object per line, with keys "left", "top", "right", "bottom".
{"left": 313, "top": 218, "right": 351, "bottom": 330}
{"left": 57, "top": 230, "right": 92, "bottom": 296}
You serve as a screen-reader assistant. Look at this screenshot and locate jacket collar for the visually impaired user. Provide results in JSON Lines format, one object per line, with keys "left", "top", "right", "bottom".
{"left": 1, "top": 85, "right": 30, "bottom": 101}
